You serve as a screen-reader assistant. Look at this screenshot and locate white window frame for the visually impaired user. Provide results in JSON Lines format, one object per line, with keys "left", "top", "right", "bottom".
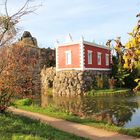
{"left": 88, "top": 50, "right": 92, "bottom": 64}
{"left": 65, "top": 50, "right": 71, "bottom": 65}
{"left": 97, "top": 52, "right": 101, "bottom": 65}
{"left": 106, "top": 54, "right": 109, "bottom": 66}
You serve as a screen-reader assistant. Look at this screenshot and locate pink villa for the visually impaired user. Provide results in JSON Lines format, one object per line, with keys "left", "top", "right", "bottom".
{"left": 56, "top": 39, "right": 112, "bottom": 74}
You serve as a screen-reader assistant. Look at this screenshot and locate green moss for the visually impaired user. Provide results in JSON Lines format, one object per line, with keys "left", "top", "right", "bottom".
{"left": 47, "top": 88, "right": 53, "bottom": 97}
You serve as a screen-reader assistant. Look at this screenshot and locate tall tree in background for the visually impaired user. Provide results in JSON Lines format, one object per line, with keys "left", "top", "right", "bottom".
{"left": 107, "top": 13, "right": 140, "bottom": 90}
{"left": 0, "top": 0, "right": 40, "bottom": 112}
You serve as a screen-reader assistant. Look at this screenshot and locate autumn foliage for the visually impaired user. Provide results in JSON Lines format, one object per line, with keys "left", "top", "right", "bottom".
{"left": 106, "top": 13, "right": 140, "bottom": 90}
{"left": 0, "top": 43, "right": 38, "bottom": 111}
{"left": 0, "top": 0, "right": 41, "bottom": 112}
{"left": 123, "top": 16, "right": 140, "bottom": 90}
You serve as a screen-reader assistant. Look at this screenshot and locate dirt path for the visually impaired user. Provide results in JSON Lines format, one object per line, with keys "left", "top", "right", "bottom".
{"left": 8, "top": 107, "right": 139, "bottom": 140}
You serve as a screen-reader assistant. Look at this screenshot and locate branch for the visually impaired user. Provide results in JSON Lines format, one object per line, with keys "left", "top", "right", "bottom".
{"left": 0, "top": 0, "right": 41, "bottom": 47}
{"left": 4, "top": 0, "right": 9, "bottom": 17}
{"left": 10, "top": 0, "right": 41, "bottom": 21}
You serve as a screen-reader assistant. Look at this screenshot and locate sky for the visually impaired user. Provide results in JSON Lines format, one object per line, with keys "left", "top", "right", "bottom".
{"left": 1, "top": 0, "right": 140, "bottom": 48}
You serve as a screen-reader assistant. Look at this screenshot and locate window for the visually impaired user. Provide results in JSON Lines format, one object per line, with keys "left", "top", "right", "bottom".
{"left": 65, "top": 50, "right": 71, "bottom": 65}
{"left": 97, "top": 52, "right": 101, "bottom": 65}
{"left": 106, "top": 54, "right": 109, "bottom": 66}
{"left": 88, "top": 50, "right": 92, "bottom": 64}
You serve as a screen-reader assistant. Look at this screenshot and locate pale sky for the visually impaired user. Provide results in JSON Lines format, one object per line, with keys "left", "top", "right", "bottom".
{"left": 1, "top": 0, "right": 140, "bottom": 48}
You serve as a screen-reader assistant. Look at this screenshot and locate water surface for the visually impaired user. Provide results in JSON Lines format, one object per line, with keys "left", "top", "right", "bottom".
{"left": 49, "top": 92, "right": 140, "bottom": 128}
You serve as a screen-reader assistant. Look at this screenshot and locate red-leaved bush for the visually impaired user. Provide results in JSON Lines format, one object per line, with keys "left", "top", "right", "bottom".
{"left": 0, "top": 43, "right": 38, "bottom": 112}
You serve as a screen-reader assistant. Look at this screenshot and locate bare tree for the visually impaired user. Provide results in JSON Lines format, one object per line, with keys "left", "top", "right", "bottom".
{"left": 0, "top": 0, "right": 40, "bottom": 47}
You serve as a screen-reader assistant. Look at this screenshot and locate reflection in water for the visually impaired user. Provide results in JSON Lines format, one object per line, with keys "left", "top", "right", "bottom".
{"left": 124, "top": 109, "right": 140, "bottom": 128}
{"left": 48, "top": 93, "right": 140, "bottom": 128}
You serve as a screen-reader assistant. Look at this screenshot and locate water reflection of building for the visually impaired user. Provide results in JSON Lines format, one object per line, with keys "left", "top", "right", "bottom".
{"left": 53, "top": 93, "right": 139, "bottom": 127}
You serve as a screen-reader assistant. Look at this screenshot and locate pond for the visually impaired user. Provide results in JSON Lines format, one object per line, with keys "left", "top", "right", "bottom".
{"left": 124, "top": 95, "right": 140, "bottom": 128}
{"left": 45, "top": 92, "right": 140, "bottom": 128}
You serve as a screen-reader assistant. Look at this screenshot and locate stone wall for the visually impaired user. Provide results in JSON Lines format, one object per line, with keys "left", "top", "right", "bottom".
{"left": 41, "top": 67, "right": 56, "bottom": 107}
{"left": 41, "top": 67, "right": 56, "bottom": 95}
{"left": 32, "top": 48, "right": 55, "bottom": 103}
{"left": 41, "top": 68, "right": 110, "bottom": 98}
{"left": 53, "top": 70, "right": 110, "bottom": 96}
{"left": 53, "top": 70, "right": 85, "bottom": 96}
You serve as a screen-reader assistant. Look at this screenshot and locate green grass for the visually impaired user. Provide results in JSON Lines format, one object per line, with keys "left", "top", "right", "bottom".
{"left": 14, "top": 103, "right": 140, "bottom": 138}
{"left": 95, "top": 88, "right": 129, "bottom": 93}
{"left": 0, "top": 112, "right": 87, "bottom": 140}
{"left": 88, "top": 88, "right": 131, "bottom": 96}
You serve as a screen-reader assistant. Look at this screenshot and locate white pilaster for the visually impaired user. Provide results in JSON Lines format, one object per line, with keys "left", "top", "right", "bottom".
{"left": 80, "top": 40, "right": 85, "bottom": 71}
{"left": 55, "top": 45, "right": 59, "bottom": 71}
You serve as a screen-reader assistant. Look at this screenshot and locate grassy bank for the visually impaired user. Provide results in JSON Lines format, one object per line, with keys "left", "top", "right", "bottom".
{"left": 88, "top": 88, "right": 131, "bottom": 96}
{"left": 13, "top": 103, "right": 140, "bottom": 138}
{"left": 47, "top": 88, "right": 131, "bottom": 97}
{"left": 0, "top": 112, "right": 87, "bottom": 140}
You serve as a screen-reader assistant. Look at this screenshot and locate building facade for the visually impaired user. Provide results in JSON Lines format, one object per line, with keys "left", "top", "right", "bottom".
{"left": 56, "top": 40, "right": 111, "bottom": 73}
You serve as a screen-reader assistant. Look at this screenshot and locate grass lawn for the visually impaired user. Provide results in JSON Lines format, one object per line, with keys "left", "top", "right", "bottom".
{"left": 0, "top": 112, "right": 87, "bottom": 140}
{"left": 14, "top": 104, "right": 140, "bottom": 138}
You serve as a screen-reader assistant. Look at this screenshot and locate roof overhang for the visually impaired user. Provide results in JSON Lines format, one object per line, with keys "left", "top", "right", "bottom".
{"left": 56, "top": 40, "right": 111, "bottom": 50}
